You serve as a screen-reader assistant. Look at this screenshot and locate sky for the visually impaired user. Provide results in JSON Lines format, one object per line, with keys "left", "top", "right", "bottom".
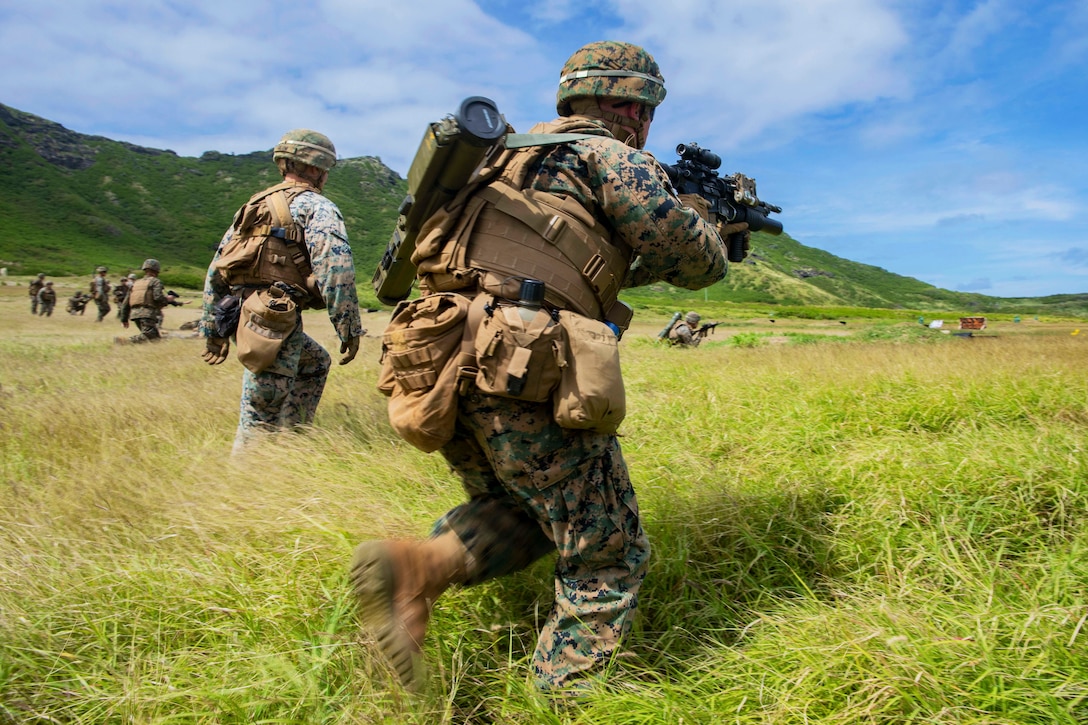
{"left": 2, "top": 0, "right": 1086, "bottom": 298}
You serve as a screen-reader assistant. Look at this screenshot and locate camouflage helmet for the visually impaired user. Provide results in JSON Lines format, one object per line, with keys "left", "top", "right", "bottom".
{"left": 142, "top": 258, "right": 161, "bottom": 272}
{"left": 273, "top": 129, "right": 337, "bottom": 171}
{"left": 96, "top": 266, "right": 108, "bottom": 273}
{"left": 128, "top": 273, "right": 137, "bottom": 280}
{"left": 37, "top": 272, "right": 46, "bottom": 278}
{"left": 684, "top": 311, "right": 701, "bottom": 325}
{"left": 556, "top": 40, "right": 666, "bottom": 116}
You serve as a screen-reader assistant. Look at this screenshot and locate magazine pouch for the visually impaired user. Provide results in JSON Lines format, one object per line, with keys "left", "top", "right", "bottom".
{"left": 553, "top": 310, "right": 625, "bottom": 433}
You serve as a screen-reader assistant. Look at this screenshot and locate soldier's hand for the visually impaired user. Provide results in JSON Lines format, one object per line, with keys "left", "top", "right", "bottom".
{"left": 719, "top": 221, "right": 751, "bottom": 261}
{"left": 719, "top": 221, "right": 749, "bottom": 237}
{"left": 202, "top": 336, "right": 230, "bottom": 365}
{"left": 339, "top": 335, "right": 360, "bottom": 365}
{"left": 122, "top": 321, "right": 129, "bottom": 329}
{"left": 678, "top": 193, "right": 710, "bottom": 222}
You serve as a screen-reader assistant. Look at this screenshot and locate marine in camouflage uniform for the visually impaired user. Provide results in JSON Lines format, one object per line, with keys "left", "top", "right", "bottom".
{"left": 29, "top": 273, "right": 46, "bottom": 314}
{"left": 199, "top": 129, "right": 365, "bottom": 454}
{"left": 115, "top": 274, "right": 135, "bottom": 319}
{"left": 36, "top": 281, "right": 57, "bottom": 317}
{"left": 119, "top": 259, "right": 170, "bottom": 343}
{"left": 668, "top": 311, "right": 702, "bottom": 347}
{"left": 91, "top": 267, "right": 112, "bottom": 322}
{"left": 351, "top": 41, "right": 742, "bottom": 691}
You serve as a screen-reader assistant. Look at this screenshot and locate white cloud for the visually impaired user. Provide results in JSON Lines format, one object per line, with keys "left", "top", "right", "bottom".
{"left": 1, "top": 0, "right": 1086, "bottom": 296}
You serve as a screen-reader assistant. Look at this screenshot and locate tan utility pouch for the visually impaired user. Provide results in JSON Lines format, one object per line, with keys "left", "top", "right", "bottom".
{"left": 472, "top": 296, "right": 563, "bottom": 403}
{"left": 553, "top": 311, "right": 626, "bottom": 433}
{"left": 236, "top": 288, "right": 298, "bottom": 374}
{"left": 378, "top": 293, "right": 472, "bottom": 453}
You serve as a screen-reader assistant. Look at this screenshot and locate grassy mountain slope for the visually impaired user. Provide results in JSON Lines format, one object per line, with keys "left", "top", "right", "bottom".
{"left": 0, "top": 103, "right": 405, "bottom": 290}
{"left": 3, "top": 102, "right": 1085, "bottom": 315}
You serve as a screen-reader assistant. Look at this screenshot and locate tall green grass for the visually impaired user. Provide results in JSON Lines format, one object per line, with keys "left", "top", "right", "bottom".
{"left": 1, "top": 287, "right": 1086, "bottom": 723}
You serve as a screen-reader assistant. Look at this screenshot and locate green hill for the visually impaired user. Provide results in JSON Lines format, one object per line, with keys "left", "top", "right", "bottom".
{"left": 3, "top": 102, "right": 1085, "bottom": 315}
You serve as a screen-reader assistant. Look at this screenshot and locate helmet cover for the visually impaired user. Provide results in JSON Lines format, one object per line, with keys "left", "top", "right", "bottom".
{"left": 273, "top": 129, "right": 337, "bottom": 171}
{"left": 557, "top": 40, "right": 666, "bottom": 116}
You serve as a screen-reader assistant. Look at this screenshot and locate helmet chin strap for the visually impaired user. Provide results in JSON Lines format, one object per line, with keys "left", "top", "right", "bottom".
{"left": 568, "top": 99, "right": 649, "bottom": 149}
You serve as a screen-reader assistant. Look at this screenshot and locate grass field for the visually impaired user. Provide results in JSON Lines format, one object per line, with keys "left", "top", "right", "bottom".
{"left": 1, "top": 278, "right": 1086, "bottom": 724}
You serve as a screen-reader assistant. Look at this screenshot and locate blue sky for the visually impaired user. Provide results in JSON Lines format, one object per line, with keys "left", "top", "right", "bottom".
{"left": 2, "top": 0, "right": 1085, "bottom": 297}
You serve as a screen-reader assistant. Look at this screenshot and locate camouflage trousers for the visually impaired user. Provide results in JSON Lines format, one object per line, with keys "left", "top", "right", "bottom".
{"left": 38, "top": 301, "right": 55, "bottom": 317}
{"left": 127, "top": 316, "right": 162, "bottom": 343}
{"left": 432, "top": 392, "right": 650, "bottom": 690}
{"left": 233, "top": 326, "right": 330, "bottom": 453}
{"left": 95, "top": 299, "right": 111, "bottom": 322}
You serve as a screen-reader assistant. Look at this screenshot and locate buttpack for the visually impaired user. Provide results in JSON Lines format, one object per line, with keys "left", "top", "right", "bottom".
{"left": 378, "top": 293, "right": 477, "bottom": 453}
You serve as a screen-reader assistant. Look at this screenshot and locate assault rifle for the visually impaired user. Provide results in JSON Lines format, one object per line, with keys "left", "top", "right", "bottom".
{"left": 660, "top": 143, "right": 783, "bottom": 263}
{"left": 694, "top": 321, "right": 720, "bottom": 340}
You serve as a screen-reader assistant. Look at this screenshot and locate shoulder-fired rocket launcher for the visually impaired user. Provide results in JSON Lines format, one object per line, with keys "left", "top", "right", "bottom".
{"left": 371, "top": 97, "right": 508, "bottom": 305}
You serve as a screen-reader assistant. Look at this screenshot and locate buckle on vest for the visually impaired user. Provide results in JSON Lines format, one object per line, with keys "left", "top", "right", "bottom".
{"left": 456, "top": 366, "right": 478, "bottom": 396}
{"left": 582, "top": 254, "right": 608, "bottom": 291}
{"left": 270, "top": 227, "right": 287, "bottom": 239}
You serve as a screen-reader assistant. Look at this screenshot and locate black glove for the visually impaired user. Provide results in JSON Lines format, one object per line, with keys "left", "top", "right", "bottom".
{"left": 719, "top": 222, "right": 751, "bottom": 262}
{"left": 213, "top": 294, "right": 241, "bottom": 338}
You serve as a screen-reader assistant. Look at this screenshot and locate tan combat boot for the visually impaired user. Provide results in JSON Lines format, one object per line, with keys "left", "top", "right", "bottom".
{"left": 350, "top": 531, "right": 469, "bottom": 688}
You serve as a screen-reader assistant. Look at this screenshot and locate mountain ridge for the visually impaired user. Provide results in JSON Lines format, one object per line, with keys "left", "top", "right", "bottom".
{"left": 3, "top": 102, "right": 1084, "bottom": 315}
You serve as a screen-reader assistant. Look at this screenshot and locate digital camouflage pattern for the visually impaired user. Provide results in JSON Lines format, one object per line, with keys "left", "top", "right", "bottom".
{"left": 431, "top": 393, "right": 650, "bottom": 689}
{"left": 36, "top": 283, "right": 56, "bottom": 317}
{"left": 201, "top": 187, "right": 364, "bottom": 450}
{"left": 416, "top": 117, "right": 725, "bottom": 690}
{"left": 29, "top": 274, "right": 45, "bottom": 314}
{"left": 556, "top": 40, "right": 666, "bottom": 115}
{"left": 235, "top": 333, "right": 330, "bottom": 448}
{"left": 121, "top": 275, "right": 169, "bottom": 343}
{"left": 525, "top": 118, "right": 727, "bottom": 290}
{"left": 667, "top": 319, "right": 699, "bottom": 347}
{"left": 91, "top": 274, "right": 111, "bottom": 322}
{"left": 273, "top": 129, "right": 337, "bottom": 171}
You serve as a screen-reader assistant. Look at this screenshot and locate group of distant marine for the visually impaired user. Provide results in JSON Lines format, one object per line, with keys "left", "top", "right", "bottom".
{"left": 26, "top": 262, "right": 188, "bottom": 342}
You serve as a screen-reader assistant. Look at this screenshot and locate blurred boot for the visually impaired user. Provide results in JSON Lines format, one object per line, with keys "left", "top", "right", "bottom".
{"left": 350, "top": 531, "right": 469, "bottom": 688}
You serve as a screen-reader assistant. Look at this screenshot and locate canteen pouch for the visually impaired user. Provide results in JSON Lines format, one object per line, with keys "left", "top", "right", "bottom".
{"left": 472, "top": 297, "right": 563, "bottom": 403}
{"left": 236, "top": 288, "right": 298, "bottom": 374}
{"left": 379, "top": 293, "right": 472, "bottom": 453}
{"left": 553, "top": 310, "right": 626, "bottom": 433}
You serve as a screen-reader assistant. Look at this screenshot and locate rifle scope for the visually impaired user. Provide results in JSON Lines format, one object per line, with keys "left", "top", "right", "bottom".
{"left": 676, "top": 143, "right": 720, "bottom": 170}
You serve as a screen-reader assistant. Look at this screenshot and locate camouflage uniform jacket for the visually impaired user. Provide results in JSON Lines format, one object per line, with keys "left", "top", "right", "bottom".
{"left": 92, "top": 275, "right": 111, "bottom": 301}
{"left": 29, "top": 279, "right": 45, "bottom": 298}
{"left": 199, "top": 186, "right": 364, "bottom": 343}
{"left": 122, "top": 276, "right": 168, "bottom": 323}
{"left": 518, "top": 116, "right": 727, "bottom": 292}
{"left": 37, "top": 286, "right": 57, "bottom": 304}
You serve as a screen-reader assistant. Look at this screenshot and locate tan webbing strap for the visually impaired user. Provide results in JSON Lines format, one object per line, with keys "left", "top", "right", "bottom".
{"left": 267, "top": 189, "right": 293, "bottom": 228}
{"left": 266, "top": 188, "right": 313, "bottom": 278}
{"left": 473, "top": 184, "right": 628, "bottom": 315}
{"left": 468, "top": 208, "right": 600, "bottom": 317}
{"left": 456, "top": 293, "right": 487, "bottom": 395}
